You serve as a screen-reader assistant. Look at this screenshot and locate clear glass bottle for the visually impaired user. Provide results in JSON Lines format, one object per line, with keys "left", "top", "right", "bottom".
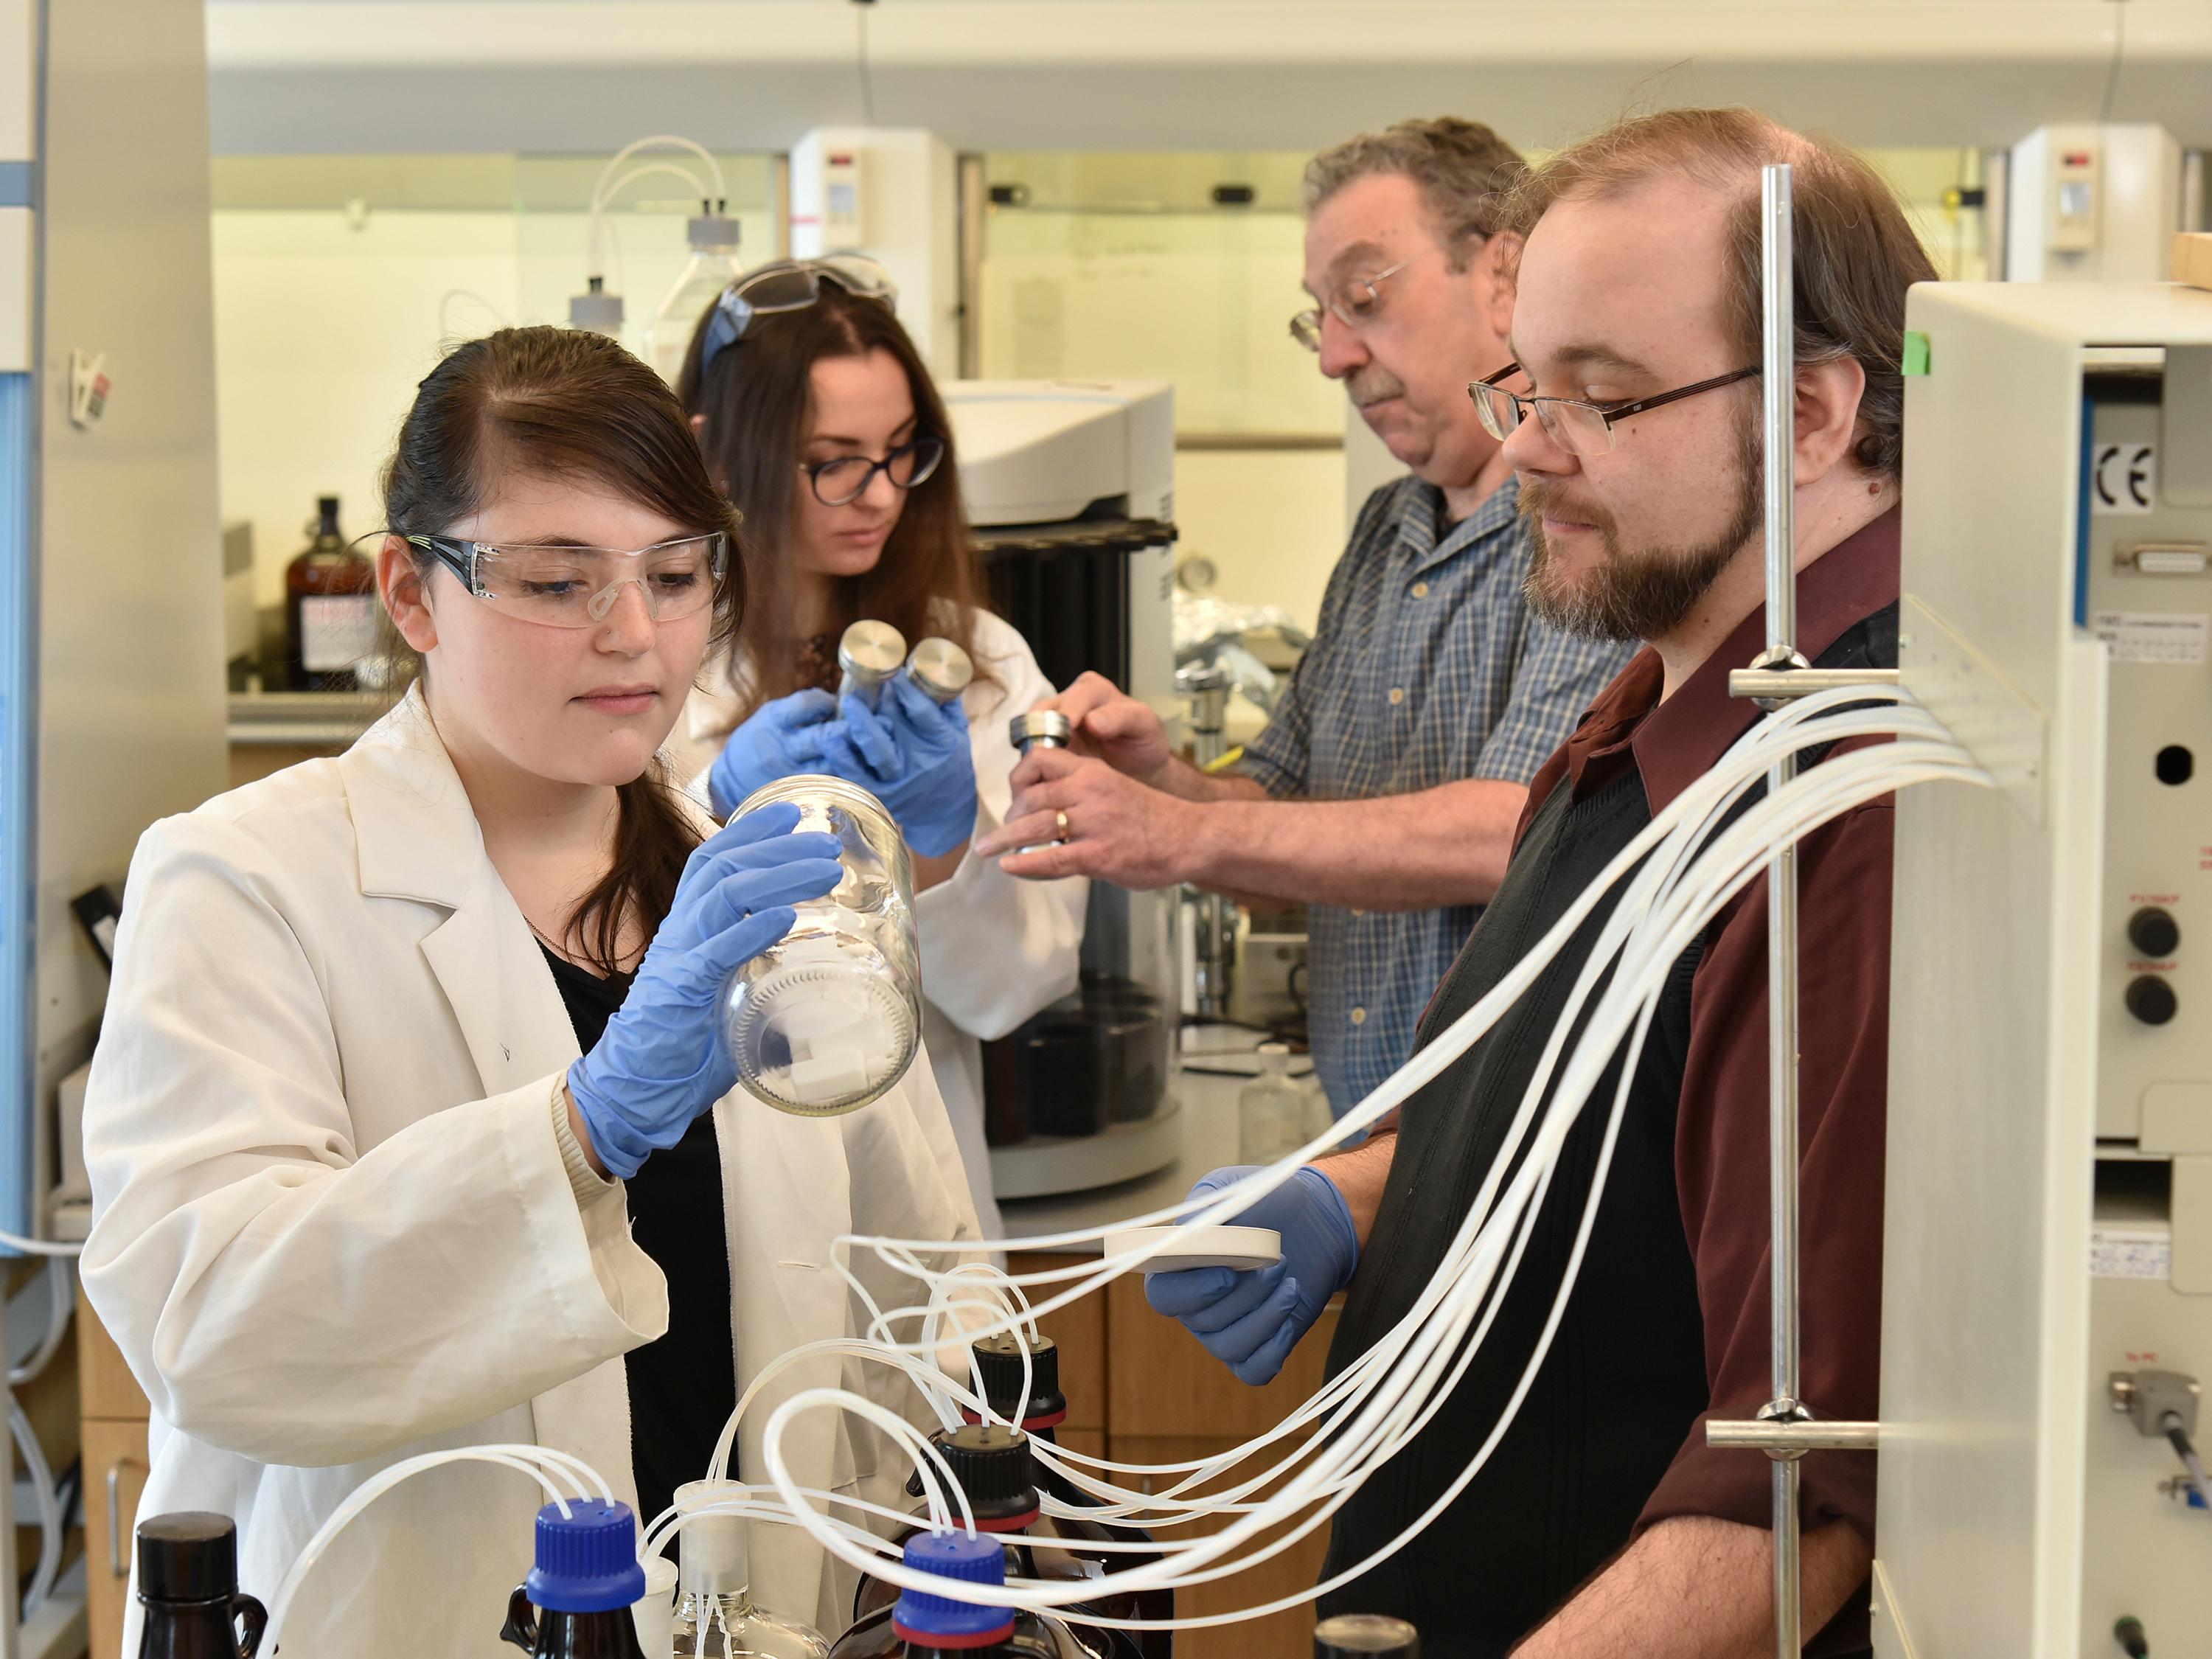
{"left": 283, "top": 495, "right": 378, "bottom": 692}
{"left": 646, "top": 212, "right": 743, "bottom": 387}
{"left": 1239, "top": 1042, "right": 1309, "bottom": 1164}
{"left": 721, "top": 776, "right": 921, "bottom": 1116}
{"left": 500, "top": 1500, "right": 650, "bottom": 1659}
{"left": 832, "top": 1530, "right": 1090, "bottom": 1659}
{"left": 133, "top": 1511, "right": 268, "bottom": 1658}
{"left": 672, "top": 1483, "right": 830, "bottom": 1659}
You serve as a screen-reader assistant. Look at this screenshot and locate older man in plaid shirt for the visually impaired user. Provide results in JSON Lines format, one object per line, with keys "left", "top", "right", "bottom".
{"left": 976, "top": 118, "right": 1631, "bottom": 1116}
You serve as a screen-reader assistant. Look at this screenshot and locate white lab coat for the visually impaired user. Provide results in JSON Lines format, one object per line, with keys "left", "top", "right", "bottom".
{"left": 669, "top": 610, "right": 1088, "bottom": 1237}
{"left": 80, "top": 689, "right": 981, "bottom": 1656}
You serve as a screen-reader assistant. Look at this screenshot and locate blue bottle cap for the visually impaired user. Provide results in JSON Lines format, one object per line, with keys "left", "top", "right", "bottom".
{"left": 891, "top": 1530, "right": 1018, "bottom": 1649}
{"left": 524, "top": 1500, "right": 647, "bottom": 1614}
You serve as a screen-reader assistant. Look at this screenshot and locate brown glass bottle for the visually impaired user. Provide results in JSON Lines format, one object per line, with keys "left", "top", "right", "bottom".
{"left": 830, "top": 1531, "right": 1089, "bottom": 1659}
{"left": 853, "top": 1425, "right": 1144, "bottom": 1659}
{"left": 500, "top": 1499, "right": 650, "bottom": 1659}
{"left": 283, "top": 495, "right": 378, "bottom": 691}
{"left": 133, "top": 1511, "right": 267, "bottom": 1659}
{"left": 965, "top": 1332, "right": 1172, "bottom": 1659}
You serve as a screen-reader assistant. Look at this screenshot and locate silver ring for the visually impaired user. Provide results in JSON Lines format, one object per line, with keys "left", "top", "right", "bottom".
{"left": 1054, "top": 810, "right": 1071, "bottom": 843}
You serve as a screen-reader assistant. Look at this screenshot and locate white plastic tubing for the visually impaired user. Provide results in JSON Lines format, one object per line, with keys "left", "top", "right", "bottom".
{"left": 260, "top": 687, "right": 1990, "bottom": 1638}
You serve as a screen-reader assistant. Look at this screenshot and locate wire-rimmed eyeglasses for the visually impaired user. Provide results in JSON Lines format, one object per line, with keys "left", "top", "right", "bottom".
{"left": 406, "top": 532, "right": 726, "bottom": 628}
{"left": 800, "top": 434, "right": 946, "bottom": 507}
{"left": 1289, "top": 247, "right": 1435, "bottom": 352}
{"left": 1468, "top": 363, "right": 1761, "bottom": 456}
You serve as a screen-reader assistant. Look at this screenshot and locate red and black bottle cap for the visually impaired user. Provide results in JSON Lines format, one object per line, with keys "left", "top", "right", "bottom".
{"left": 965, "top": 1332, "right": 1068, "bottom": 1430}
{"left": 929, "top": 1424, "right": 1041, "bottom": 1531}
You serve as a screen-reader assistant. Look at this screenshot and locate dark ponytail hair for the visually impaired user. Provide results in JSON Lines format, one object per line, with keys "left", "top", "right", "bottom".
{"left": 381, "top": 324, "right": 745, "bottom": 974}
{"left": 675, "top": 282, "right": 992, "bottom": 717}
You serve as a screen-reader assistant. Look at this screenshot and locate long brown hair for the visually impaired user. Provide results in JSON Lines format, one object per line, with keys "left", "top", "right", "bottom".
{"left": 380, "top": 324, "right": 745, "bottom": 973}
{"left": 675, "top": 279, "right": 990, "bottom": 716}
{"left": 1506, "top": 107, "right": 1935, "bottom": 479}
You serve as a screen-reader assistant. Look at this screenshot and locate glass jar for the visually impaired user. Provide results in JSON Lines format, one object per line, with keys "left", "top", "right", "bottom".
{"left": 722, "top": 776, "right": 922, "bottom": 1117}
{"left": 1238, "top": 1042, "right": 1308, "bottom": 1164}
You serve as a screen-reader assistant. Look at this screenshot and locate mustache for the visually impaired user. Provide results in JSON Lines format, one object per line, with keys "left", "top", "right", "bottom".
{"left": 1518, "top": 476, "right": 1614, "bottom": 535}
{"left": 1345, "top": 366, "right": 1407, "bottom": 407}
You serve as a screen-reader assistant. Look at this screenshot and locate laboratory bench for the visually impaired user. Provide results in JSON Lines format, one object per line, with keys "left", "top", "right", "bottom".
{"left": 1000, "top": 1062, "right": 1341, "bottom": 1659}
{"left": 72, "top": 923, "right": 1329, "bottom": 1658}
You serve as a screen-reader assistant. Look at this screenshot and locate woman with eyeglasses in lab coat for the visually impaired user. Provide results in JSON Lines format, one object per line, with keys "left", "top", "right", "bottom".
{"left": 79, "top": 326, "right": 979, "bottom": 1655}
{"left": 666, "top": 260, "right": 1086, "bottom": 1237}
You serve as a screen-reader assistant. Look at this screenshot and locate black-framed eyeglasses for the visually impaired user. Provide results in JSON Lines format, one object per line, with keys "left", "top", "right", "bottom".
{"left": 1288, "top": 246, "right": 1438, "bottom": 352}
{"left": 406, "top": 532, "right": 726, "bottom": 629}
{"left": 1468, "top": 363, "right": 1761, "bottom": 456}
{"left": 800, "top": 434, "right": 946, "bottom": 507}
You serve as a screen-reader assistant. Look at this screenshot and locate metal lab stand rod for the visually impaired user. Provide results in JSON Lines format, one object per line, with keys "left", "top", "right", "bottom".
{"left": 1706, "top": 162, "right": 1890, "bottom": 1657}
{"left": 1758, "top": 161, "right": 1807, "bottom": 1659}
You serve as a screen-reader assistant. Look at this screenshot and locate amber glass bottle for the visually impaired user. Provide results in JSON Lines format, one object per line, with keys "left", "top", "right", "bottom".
{"left": 831, "top": 1531, "right": 1089, "bottom": 1659}
{"left": 499, "top": 1500, "right": 649, "bottom": 1659}
{"left": 133, "top": 1512, "right": 267, "bottom": 1659}
{"left": 283, "top": 495, "right": 378, "bottom": 691}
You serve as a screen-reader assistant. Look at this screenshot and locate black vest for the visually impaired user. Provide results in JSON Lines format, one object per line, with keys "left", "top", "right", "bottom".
{"left": 1318, "top": 607, "right": 1896, "bottom": 1655}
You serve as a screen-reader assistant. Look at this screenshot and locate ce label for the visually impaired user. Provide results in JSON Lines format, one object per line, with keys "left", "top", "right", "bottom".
{"left": 2093, "top": 442, "right": 2156, "bottom": 514}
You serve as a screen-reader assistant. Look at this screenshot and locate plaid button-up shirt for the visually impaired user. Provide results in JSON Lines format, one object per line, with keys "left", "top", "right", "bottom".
{"left": 1238, "top": 474, "right": 1636, "bottom": 1115}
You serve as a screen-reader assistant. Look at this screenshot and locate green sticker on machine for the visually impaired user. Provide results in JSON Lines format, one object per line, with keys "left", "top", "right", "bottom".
{"left": 1902, "top": 331, "right": 1931, "bottom": 377}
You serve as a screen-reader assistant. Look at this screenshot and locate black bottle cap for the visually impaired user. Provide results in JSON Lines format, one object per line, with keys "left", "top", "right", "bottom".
{"left": 930, "top": 1424, "right": 1040, "bottom": 1527}
{"left": 1315, "top": 1614, "right": 1419, "bottom": 1659}
{"left": 137, "top": 1512, "right": 240, "bottom": 1604}
{"left": 972, "top": 1332, "right": 1068, "bottom": 1425}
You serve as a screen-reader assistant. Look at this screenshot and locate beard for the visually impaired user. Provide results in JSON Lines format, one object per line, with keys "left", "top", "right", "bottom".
{"left": 1517, "top": 419, "right": 1765, "bottom": 643}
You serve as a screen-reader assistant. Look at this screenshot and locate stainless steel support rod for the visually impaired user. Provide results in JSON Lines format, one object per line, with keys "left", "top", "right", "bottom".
{"left": 1706, "top": 1420, "right": 1882, "bottom": 1453}
{"left": 1759, "top": 160, "right": 1802, "bottom": 1659}
{"left": 1728, "top": 668, "right": 1900, "bottom": 702}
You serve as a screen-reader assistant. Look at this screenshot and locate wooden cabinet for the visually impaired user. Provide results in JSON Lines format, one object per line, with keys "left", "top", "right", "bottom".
{"left": 1011, "top": 1254, "right": 1343, "bottom": 1659}
{"left": 77, "top": 1288, "right": 150, "bottom": 1659}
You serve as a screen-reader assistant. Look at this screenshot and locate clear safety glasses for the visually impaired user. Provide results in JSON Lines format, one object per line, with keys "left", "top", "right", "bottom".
{"left": 698, "top": 256, "right": 899, "bottom": 372}
{"left": 1468, "top": 362, "right": 1761, "bottom": 457}
{"left": 800, "top": 434, "right": 946, "bottom": 507}
{"left": 407, "top": 532, "right": 726, "bottom": 629}
{"left": 1289, "top": 246, "right": 1434, "bottom": 352}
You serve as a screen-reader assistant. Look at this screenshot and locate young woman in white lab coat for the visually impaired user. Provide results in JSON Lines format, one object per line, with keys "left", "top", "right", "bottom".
{"left": 80, "top": 327, "right": 979, "bottom": 1655}
{"left": 667, "top": 265, "right": 1087, "bottom": 1237}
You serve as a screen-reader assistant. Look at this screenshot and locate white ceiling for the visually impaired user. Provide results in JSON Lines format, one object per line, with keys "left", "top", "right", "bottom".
{"left": 202, "top": 0, "right": 2212, "bottom": 154}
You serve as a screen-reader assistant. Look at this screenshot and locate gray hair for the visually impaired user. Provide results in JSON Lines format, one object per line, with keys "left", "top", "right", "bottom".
{"left": 1304, "top": 117, "right": 1527, "bottom": 271}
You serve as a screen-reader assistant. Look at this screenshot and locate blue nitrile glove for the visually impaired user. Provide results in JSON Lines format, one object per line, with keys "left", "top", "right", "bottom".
{"left": 566, "top": 802, "right": 844, "bottom": 1178}
{"left": 1143, "top": 1166, "right": 1360, "bottom": 1386}
{"left": 817, "top": 672, "right": 978, "bottom": 859}
{"left": 707, "top": 689, "right": 839, "bottom": 820}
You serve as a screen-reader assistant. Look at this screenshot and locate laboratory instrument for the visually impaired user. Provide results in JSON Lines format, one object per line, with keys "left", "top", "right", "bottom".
{"left": 568, "top": 136, "right": 730, "bottom": 341}
{"left": 501, "top": 1500, "right": 650, "bottom": 1659}
{"left": 830, "top": 1532, "right": 1089, "bottom": 1659}
{"left": 1237, "top": 1043, "right": 1307, "bottom": 1164}
{"left": 851, "top": 1425, "right": 1142, "bottom": 1659}
{"left": 1102, "top": 1226, "right": 1283, "bottom": 1273}
{"left": 1871, "top": 279, "right": 2212, "bottom": 1655}
{"left": 647, "top": 211, "right": 745, "bottom": 388}
{"left": 670, "top": 1484, "right": 828, "bottom": 1659}
{"left": 838, "top": 622, "right": 909, "bottom": 708}
{"left": 907, "top": 639, "right": 975, "bottom": 705}
{"left": 133, "top": 1512, "right": 266, "bottom": 1659}
{"left": 1313, "top": 1615, "right": 1417, "bottom": 1659}
{"left": 945, "top": 380, "right": 1183, "bottom": 1199}
{"left": 721, "top": 776, "right": 922, "bottom": 1115}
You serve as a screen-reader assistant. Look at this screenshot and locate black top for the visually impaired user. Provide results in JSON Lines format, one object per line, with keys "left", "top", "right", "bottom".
{"left": 540, "top": 946, "right": 737, "bottom": 1546}
{"left": 1318, "top": 611, "right": 1896, "bottom": 1658}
